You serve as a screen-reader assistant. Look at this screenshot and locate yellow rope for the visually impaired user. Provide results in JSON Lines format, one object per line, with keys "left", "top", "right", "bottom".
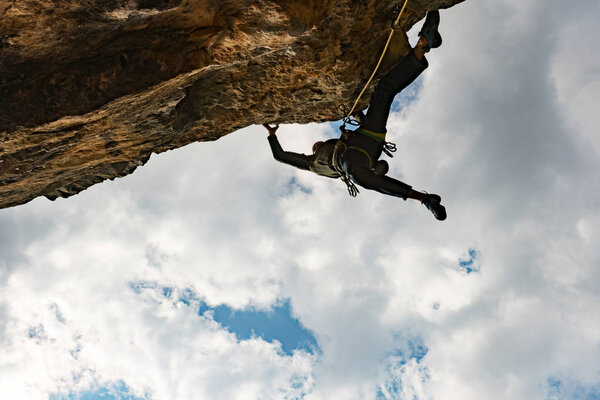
{"left": 345, "top": 0, "right": 410, "bottom": 120}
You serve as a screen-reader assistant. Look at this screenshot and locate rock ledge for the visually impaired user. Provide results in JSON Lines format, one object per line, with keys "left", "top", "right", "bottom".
{"left": 0, "top": 0, "right": 464, "bottom": 208}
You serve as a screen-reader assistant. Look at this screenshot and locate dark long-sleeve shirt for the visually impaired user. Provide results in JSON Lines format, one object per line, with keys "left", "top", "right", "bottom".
{"left": 267, "top": 135, "right": 340, "bottom": 178}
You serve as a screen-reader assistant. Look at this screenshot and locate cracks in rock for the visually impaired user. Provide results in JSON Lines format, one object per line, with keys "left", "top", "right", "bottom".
{"left": 102, "top": 131, "right": 123, "bottom": 157}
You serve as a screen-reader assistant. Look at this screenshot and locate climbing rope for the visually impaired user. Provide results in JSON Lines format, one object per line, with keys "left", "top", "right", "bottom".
{"left": 344, "top": 0, "right": 410, "bottom": 122}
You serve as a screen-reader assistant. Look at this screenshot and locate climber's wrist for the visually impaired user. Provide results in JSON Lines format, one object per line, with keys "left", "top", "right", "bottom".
{"left": 262, "top": 123, "right": 279, "bottom": 135}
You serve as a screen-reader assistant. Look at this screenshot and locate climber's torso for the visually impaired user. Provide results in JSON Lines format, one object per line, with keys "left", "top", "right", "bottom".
{"left": 309, "top": 139, "right": 341, "bottom": 178}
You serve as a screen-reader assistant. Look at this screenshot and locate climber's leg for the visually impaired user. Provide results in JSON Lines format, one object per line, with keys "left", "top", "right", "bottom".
{"left": 360, "top": 50, "right": 428, "bottom": 133}
{"left": 360, "top": 10, "right": 442, "bottom": 133}
{"left": 341, "top": 149, "right": 447, "bottom": 220}
{"left": 342, "top": 149, "right": 413, "bottom": 199}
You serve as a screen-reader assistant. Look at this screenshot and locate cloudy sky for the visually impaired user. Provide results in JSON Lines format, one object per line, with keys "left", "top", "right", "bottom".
{"left": 2, "top": 0, "right": 600, "bottom": 399}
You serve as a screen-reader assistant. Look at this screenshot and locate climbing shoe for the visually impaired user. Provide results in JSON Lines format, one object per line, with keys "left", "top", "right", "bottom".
{"left": 422, "top": 193, "right": 447, "bottom": 221}
{"left": 418, "top": 10, "right": 442, "bottom": 51}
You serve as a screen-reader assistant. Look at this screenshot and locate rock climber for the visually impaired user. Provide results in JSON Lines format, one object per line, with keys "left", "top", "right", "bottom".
{"left": 263, "top": 11, "right": 446, "bottom": 221}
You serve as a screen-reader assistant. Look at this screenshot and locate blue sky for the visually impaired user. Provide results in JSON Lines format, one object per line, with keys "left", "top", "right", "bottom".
{"left": 457, "top": 248, "right": 479, "bottom": 274}
{"left": 546, "top": 378, "right": 600, "bottom": 400}
{"left": 131, "top": 281, "right": 319, "bottom": 356}
{"left": 51, "top": 382, "right": 146, "bottom": 400}
{"left": 2, "top": 0, "right": 600, "bottom": 399}
{"left": 200, "top": 299, "right": 319, "bottom": 356}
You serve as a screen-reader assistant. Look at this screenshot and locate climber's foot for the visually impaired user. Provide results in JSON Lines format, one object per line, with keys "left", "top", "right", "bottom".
{"left": 422, "top": 193, "right": 447, "bottom": 221}
{"left": 418, "top": 10, "right": 442, "bottom": 51}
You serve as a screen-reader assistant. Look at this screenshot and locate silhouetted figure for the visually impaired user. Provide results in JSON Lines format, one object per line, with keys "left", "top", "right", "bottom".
{"left": 265, "top": 11, "right": 446, "bottom": 220}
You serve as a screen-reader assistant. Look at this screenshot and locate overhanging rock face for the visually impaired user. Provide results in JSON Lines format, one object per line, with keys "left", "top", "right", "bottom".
{"left": 0, "top": 0, "right": 464, "bottom": 208}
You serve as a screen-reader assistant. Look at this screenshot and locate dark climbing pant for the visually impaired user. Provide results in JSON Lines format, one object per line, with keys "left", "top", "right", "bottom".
{"left": 341, "top": 50, "right": 428, "bottom": 200}
{"left": 361, "top": 50, "right": 428, "bottom": 133}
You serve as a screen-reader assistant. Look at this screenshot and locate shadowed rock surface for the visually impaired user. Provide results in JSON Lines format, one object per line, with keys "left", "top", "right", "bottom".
{"left": 0, "top": 0, "right": 464, "bottom": 208}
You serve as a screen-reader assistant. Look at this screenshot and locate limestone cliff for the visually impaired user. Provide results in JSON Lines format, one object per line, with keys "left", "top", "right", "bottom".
{"left": 0, "top": 0, "right": 464, "bottom": 208}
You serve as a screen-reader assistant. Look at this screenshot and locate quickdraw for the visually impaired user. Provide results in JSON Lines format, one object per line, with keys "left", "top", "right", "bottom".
{"left": 331, "top": 138, "right": 359, "bottom": 197}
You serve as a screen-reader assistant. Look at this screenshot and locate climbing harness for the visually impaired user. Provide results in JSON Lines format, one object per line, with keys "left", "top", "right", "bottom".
{"left": 334, "top": 123, "right": 399, "bottom": 198}
{"left": 331, "top": 128, "right": 397, "bottom": 197}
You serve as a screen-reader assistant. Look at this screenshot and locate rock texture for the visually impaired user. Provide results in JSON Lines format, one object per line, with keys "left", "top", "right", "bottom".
{"left": 0, "top": 0, "right": 464, "bottom": 208}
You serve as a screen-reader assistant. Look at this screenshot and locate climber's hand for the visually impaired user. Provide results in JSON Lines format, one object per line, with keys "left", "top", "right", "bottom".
{"left": 263, "top": 123, "right": 279, "bottom": 135}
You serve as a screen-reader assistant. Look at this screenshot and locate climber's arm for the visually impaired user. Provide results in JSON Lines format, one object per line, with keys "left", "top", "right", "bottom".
{"left": 267, "top": 134, "right": 313, "bottom": 171}
{"left": 264, "top": 124, "right": 313, "bottom": 171}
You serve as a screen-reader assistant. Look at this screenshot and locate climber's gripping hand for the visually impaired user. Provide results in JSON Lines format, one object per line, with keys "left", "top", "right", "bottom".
{"left": 262, "top": 123, "right": 279, "bottom": 135}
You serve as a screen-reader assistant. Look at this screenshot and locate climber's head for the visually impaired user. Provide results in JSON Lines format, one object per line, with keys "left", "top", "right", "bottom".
{"left": 312, "top": 141, "right": 324, "bottom": 154}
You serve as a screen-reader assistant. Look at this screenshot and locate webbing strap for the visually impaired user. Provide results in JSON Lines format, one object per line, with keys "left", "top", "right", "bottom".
{"left": 357, "top": 127, "right": 386, "bottom": 143}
